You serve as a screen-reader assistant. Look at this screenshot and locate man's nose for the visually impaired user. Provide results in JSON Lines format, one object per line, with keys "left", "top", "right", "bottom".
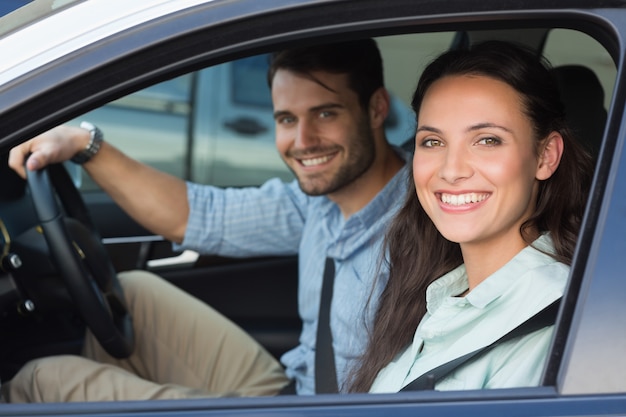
{"left": 294, "top": 119, "right": 319, "bottom": 148}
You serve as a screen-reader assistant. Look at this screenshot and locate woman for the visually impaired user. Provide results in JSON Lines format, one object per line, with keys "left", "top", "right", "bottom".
{"left": 348, "top": 41, "right": 594, "bottom": 393}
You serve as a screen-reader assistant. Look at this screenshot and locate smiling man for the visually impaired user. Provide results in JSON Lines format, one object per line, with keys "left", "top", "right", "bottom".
{"left": 6, "top": 39, "right": 410, "bottom": 402}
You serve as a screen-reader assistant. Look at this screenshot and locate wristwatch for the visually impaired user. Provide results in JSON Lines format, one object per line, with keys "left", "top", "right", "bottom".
{"left": 71, "top": 121, "right": 103, "bottom": 164}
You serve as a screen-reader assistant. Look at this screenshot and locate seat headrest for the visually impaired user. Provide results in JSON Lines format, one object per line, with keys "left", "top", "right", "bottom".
{"left": 551, "top": 64, "right": 607, "bottom": 158}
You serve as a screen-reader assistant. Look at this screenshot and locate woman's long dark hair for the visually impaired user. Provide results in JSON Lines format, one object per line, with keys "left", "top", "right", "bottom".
{"left": 347, "top": 41, "right": 594, "bottom": 393}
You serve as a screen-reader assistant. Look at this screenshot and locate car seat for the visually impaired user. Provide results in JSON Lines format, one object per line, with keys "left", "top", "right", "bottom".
{"left": 551, "top": 64, "right": 607, "bottom": 159}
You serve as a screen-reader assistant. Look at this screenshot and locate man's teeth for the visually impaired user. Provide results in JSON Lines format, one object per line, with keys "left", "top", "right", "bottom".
{"left": 441, "top": 193, "right": 488, "bottom": 206}
{"left": 301, "top": 155, "right": 332, "bottom": 166}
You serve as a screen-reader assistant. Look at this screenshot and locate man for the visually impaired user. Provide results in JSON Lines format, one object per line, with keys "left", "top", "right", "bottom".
{"left": 5, "top": 38, "right": 409, "bottom": 402}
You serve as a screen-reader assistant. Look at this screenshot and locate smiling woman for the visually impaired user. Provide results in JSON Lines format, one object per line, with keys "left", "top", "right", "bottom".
{"left": 348, "top": 40, "right": 594, "bottom": 393}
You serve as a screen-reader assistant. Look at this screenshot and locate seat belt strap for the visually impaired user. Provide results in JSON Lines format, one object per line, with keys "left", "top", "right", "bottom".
{"left": 400, "top": 298, "right": 561, "bottom": 391}
{"left": 315, "top": 257, "right": 339, "bottom": 393}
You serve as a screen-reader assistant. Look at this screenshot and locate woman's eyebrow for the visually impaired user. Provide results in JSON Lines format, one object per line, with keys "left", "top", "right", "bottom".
{"left": 467, "top": 122, "right": 513, "bottom": 133}
{"left": 416, "top": 123, "right": 513, "bottom": 134}
{"left": 416, "top": 125, "right": 442, "bottom": 134}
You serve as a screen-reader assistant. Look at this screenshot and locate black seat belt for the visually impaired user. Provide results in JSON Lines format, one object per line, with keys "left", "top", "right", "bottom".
{"left": 315, "top": 257, "right": 339, "bottom": 393}
{"left": 401, "top": 298, "right": 561, "bottom": 391}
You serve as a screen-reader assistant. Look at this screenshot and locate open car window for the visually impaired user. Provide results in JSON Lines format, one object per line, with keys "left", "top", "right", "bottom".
{"left": 24, "top": 24, "right": 619, "bottom": 385}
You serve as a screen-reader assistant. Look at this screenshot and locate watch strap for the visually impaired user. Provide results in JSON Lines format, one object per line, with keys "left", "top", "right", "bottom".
{"left": 71, "top": 121, "right": 103, "bottom": 164}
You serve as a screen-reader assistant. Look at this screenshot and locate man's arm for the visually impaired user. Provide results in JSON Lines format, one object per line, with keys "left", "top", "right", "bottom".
{"left": 8, "top": 125, "right": 189, "bottom": 243}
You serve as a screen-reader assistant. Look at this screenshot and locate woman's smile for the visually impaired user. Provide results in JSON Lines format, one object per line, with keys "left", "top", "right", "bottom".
{"left": 438, "top": 192, "right": 490, "bottom": 207}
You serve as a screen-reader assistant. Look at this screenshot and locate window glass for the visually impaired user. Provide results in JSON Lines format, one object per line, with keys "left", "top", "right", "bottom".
{"left": 232, "top": 54, "right": 273, "bottom": 107}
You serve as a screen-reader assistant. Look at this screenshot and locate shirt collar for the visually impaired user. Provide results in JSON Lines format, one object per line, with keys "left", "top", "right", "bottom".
{"left": 324, "top": 147, "right": 411, "bottom": 260}
{"left": 350, "top": 159, "right": 410, "bottom": 229}
{"left": 312, "top": 147, "right": 411, "bottom": 224}
{"left": 426, "top": 234, "right": 557, "bottom": 312}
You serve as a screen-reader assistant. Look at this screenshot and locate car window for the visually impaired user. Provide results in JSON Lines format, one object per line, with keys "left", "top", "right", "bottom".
{"left": 72, "top": 30, "right": 614, "bottom": 393}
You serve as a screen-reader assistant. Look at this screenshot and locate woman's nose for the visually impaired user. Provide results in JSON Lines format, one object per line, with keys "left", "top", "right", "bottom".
{"left": 438, "top": 145, "right": 473, "bottom": 183}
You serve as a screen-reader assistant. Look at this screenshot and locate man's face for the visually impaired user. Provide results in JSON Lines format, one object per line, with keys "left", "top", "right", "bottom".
{"left": 271, "top": 69, "right": 376, "bottom": 196}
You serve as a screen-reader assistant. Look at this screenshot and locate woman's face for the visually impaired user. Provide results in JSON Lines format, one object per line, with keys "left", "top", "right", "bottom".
{"left": 413, "top": 74, "right": 550, "bottom": 252}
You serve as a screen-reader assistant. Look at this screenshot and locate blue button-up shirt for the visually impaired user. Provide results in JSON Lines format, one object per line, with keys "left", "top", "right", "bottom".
{"left": 177, "top": 157, "right": 409, "bottom": 395}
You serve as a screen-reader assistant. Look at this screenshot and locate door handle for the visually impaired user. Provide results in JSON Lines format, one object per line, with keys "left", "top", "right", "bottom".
{"left": 147, "top": 250, "right": 199, "bottom": 270}
{"left": 224, "top": 117, "right": 268, "bottom": 135}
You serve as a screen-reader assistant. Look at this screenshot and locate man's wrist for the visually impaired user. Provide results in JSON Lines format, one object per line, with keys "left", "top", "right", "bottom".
{"left": 71, "top": 121, "right": 103, "bottom": 165}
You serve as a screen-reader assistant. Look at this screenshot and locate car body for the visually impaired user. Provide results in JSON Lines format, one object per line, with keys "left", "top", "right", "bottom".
{"left": 0, "top": 0, "right": 625, "bottom": 416}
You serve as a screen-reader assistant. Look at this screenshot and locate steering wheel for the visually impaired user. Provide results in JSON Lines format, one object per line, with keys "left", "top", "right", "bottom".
{"left": 25, "top": 161, "right": 134, "bottom": 358}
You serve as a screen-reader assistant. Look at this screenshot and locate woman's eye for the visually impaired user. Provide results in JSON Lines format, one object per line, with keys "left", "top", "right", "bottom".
{"left": 477, "top": 136, "right": 501, "bottom": 146}
{"left": 421, "top": 138, "right": 444, "bottom": 148}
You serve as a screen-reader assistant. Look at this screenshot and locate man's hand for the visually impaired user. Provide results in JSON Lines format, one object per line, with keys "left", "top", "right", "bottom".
{"left": 8, "top": 125, "right": 90, "bottom": 178}
{"left": 8, "top": 123, "right": 189, "bottom": 243}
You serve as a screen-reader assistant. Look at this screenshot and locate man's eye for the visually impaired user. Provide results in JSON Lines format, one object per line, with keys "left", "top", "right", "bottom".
{"left": 319, "top": 111, "right": 334, "bottom": 118}
{"left": 278, "top": 116, "right": 295, "bottom": 124}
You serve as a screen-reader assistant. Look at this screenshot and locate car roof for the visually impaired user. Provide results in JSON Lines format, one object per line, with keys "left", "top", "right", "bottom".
{"left": 1, "top": 0, "right": 621, "bottom": 88}
{"left": 0, "top": 0, "right": 218, "bottom": 83}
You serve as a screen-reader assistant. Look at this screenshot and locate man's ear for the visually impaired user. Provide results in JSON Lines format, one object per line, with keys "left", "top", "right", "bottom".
{"left": 536, "top": 132, "right": 564, "bottom": 180}
{"left": 368, "top": 87, "right": 390, "bottom": 129}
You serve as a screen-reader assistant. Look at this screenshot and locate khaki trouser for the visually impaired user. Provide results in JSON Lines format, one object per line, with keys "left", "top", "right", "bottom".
{"left": 6, "top": 270, "right": 289, "bottom": 402}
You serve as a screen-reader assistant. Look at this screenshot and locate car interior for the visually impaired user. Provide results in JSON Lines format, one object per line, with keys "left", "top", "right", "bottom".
{"left": 0, "top": 19, "right": 615, "bottom": 399}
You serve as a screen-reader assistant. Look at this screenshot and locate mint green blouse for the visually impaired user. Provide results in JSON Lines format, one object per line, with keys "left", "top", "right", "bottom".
{"left": 370, "top": 234, "right": 567, "bottom": 393}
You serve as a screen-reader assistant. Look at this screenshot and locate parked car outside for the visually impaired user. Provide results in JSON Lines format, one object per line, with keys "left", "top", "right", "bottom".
{"left": 0, "top": 0, "right": 625, "bottom": 416}
{"left": 0, "top": 0, "right": 30, "bottom": 16}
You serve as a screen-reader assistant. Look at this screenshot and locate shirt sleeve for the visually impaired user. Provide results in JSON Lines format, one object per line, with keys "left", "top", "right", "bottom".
{"left": 175, "top": 178, "right": 308, "bottom": 257}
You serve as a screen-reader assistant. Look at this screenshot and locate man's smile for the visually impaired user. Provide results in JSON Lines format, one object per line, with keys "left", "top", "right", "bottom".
{"left": 298, "top": 153, "right": 337, "bottom": 167}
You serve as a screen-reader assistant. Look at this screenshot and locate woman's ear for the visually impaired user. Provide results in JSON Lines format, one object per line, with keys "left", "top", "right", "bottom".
{"left": 536, "top": 132, "right": 564, "bottom": 180}
{"left": 369, "top": 87, "right": 390, "bottom": 129}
